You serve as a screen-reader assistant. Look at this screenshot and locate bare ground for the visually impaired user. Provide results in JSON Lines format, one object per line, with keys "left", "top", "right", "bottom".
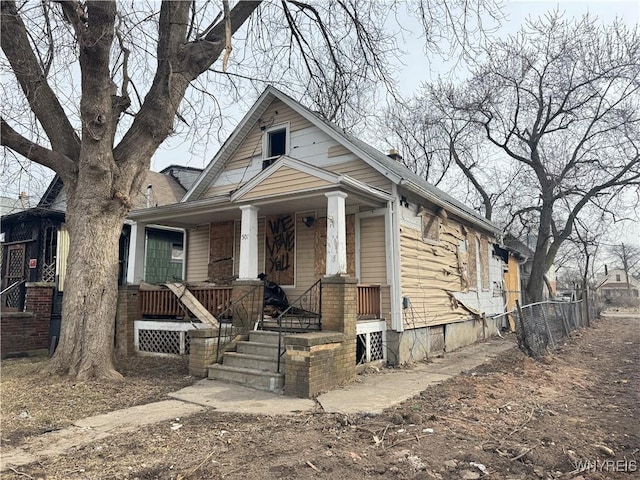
{"left": 2, "top": 313, "right": 638, "bottom": 480}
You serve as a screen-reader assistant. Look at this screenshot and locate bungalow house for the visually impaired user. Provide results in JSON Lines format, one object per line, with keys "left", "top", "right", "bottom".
{"left": 127, "top": 86, "right": 509, "bottom": 376}
{"left": 596, "top": 268, "right": 640, "bottom": 304}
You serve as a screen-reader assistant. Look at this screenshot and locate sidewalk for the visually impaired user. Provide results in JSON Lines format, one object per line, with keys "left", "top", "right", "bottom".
{"left": 1, "top": 336, "right": 515, "bottom": 471}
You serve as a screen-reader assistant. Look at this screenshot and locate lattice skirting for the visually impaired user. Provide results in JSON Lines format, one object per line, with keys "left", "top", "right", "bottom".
{"left": 134, "top": 320, "right": 198, "bottom": 356}
{"left": 356, "top": 319, "right": 386, "bottom": 365}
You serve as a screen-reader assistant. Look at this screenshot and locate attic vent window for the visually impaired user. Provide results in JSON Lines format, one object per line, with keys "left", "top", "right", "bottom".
{"left": 262, "top": 124, "right": 289, "bottom": 170}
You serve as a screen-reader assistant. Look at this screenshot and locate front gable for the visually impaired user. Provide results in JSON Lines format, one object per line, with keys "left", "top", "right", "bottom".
{"left": 185, "top": 87, "right": 394, "bottom": 202}
{"left": 231, "top": 157, "right": 339, "bottom": 203}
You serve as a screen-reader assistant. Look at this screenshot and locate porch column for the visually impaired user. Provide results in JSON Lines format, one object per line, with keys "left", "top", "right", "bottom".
{"left": 126, "top": 222, "right": 146, "bottom": 284}
{"left": 325, "top": 191, "right": 348, "bottom": 276}
{"left": 238, "top": 205, "right": 259, "bottom": 280}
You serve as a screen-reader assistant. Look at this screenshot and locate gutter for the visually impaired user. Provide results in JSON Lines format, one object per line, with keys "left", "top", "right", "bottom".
{"left": 400, "top": 179, "right": 502, "bottom": 237}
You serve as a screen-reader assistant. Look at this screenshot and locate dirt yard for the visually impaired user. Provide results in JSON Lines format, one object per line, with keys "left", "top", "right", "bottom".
{"left": 2, "top": 312, "right": 638, "bottom": 480}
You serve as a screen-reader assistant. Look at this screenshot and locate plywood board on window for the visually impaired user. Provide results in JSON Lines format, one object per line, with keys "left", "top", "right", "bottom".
{"left": 266, "top": 214, "right": 295, "bottom": 285}
{"left": 208, "top": 221, "right": 234, "bottom": 283}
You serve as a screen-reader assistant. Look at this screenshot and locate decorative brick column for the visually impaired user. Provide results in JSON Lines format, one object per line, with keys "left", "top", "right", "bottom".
{"left": 284, "top": 331, "right": 345, "bottom": 397}
{"left": 189, "top": 327, "right": 219, "bottom": 377}
{"left": 283, "top": 276, "right": 357, "bottom": 397}
{"left": 115, "top": 284, "right": 139, "bottom": 357}
{"left": 231, "top": 279, "right": 264, "bottom": 330}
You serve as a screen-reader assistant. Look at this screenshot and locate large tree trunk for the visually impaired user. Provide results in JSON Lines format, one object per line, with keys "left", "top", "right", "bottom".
{"left": 48, "top": 190, "right": 128, "bottom": 380}
{"left": 525, "top": 200, "right": 554, "bottom": 304}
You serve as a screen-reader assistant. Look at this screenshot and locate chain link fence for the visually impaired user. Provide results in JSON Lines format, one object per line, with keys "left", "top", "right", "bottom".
{"left": 513, "top": 300, "right": 595, "bottom": 357}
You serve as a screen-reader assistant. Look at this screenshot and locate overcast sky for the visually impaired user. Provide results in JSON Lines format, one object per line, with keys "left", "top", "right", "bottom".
{"left": 149, "top": 1, "right": 639, "bottom": 248}
{"left": 153, "top": 0, "right": 640, "bottom": 172}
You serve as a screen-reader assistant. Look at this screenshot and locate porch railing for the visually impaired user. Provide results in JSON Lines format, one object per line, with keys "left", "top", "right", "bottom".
{"left": 274, "top": 279, "right": 322, "bottom": 373}
{"left": 357, "top": 284, "right": 381, "bottom": 319}
{"left": 138, "top": 285, "right": 233, "bottom": 319}
{"left": 215, "top": 283, "right": 265, "bottom": 362}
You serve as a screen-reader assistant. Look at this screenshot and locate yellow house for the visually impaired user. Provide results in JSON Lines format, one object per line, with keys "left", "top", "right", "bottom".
{"left": 129, "top": 86, "right": 507, "bottom": 366}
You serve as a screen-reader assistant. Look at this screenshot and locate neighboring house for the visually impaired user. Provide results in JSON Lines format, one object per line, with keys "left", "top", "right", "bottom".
{"left": 129, "top": 86, "right": 510, "bottom": 363}
{"left": 0, "top": 192, "right": 33, "bottom": 218}
{"left": 596, "top": 268, "right": 640, "bottom": 301}
{"left": 1, "top": 168, "right": 195, "bottom": 314}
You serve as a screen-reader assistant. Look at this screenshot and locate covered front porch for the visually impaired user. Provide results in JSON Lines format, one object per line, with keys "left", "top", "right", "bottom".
{"left": 120, "top": 161, "right": 399, "bottom": 395}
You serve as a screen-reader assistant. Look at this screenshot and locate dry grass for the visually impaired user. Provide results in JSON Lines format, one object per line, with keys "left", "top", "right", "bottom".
{"left": 0, "top": 354, "right": 195, "bottom": 446}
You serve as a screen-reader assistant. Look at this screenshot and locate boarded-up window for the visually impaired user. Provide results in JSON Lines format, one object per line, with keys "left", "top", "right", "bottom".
{"left": 266, "top": 214, "right": 295, "bottom": 285}
{"left": 467, "top": 232, "right": 478, "bottom": 290}
{"left": 314, "top": 215, "right": 356, "bottom": 278}
{"left": 421, "top": 212, "right": 439, "bottom": 243}
{"left": 208, "top": 221, "right": 234, "bottom": 282}
{"left": 480, "top": 236, "right": 490, "bottom": 290}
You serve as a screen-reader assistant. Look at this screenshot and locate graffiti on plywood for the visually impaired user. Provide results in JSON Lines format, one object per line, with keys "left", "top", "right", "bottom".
{"left": 266, "top": 214, "right": 295, "bottom": 284}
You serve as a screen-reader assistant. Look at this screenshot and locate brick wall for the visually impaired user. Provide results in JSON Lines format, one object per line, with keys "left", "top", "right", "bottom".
{"left": 1, "top": 282, "right": 54, "bottom": 357}
{"left": 188, "top": 328, "right": 219, "bottom": 377}
{"left": 284, "top": 276, "right": 357, "bottom": 398}
{"left": 115, "top": 284, "right": 139, "bottom": 357}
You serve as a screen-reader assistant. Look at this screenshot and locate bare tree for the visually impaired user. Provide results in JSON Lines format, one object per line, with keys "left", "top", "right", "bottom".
{"left": 392, "top": 12, "right": 640, "bottom": 303}
{"left": 1, "top": 0, "right": 502, "bottom": 379}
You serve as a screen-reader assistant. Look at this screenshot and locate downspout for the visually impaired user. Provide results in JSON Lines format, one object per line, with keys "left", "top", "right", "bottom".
{"left": 389, "top": 185, "right": 403, "bottom": 332}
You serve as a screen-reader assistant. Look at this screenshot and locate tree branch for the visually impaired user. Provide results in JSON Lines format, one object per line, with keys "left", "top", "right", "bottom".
{"left": 1, "top": 0, "right": 81, "bottom": 162}
{"left": 1, "top": 118, "right": 76, "bottom": 181}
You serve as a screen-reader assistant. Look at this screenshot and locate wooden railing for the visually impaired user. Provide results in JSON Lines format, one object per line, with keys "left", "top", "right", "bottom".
{"left": 357, "top": 284, "right": 381, "bottom": 319}
{"left": 138, "top": 285, "right": 233, "bottom": 319}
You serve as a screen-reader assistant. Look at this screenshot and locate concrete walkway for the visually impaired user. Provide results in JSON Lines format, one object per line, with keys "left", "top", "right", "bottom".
{"left": 1, "top": 336, "right": 515, "bottom": 471}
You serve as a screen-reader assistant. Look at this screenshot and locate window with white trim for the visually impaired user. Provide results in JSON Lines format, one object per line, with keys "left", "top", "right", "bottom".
{"left": 262, "top": 124, "right": 289, "bottom": 169}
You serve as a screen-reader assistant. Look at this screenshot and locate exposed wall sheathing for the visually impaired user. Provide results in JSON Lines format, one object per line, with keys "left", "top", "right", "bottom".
{"left": 400, "top": 217, "right": 473, "bottom": 327}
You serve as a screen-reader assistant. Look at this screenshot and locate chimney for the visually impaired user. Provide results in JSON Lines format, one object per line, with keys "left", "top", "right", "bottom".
{"left": 387, "top": 148, "right": 402, "bottom": 162}
{"left": 146, "top": 185, "right": 153, "bottom": 208}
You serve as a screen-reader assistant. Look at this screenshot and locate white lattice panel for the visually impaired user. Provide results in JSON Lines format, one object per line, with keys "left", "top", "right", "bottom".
{"left": 356, "top": 320, "right": 386, "bottom": 364}
{"left": 134, "top": 321, "right": 196, "bottom": 356}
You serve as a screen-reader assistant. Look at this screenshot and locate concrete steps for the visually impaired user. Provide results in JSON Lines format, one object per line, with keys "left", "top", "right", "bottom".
{"left": 208, "top": 330, "right": 285, "bottom": 392}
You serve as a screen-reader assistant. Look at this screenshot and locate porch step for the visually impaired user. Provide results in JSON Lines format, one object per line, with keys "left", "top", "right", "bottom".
{"left": 248, "top": 330, "right": 281, "bottom": 345}
{"left": 208, "top": 364, "right": 284, "bottom": 392}
{"left": 237, "top": 340, "right": 281, "bottom": 357}
{"left": 222, "top": 352, "right": 283, "bottom": 373}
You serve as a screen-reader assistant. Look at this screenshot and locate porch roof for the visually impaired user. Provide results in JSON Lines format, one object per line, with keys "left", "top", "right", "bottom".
{"left": 128, "top": 164, "right": 391, "bottom": 228}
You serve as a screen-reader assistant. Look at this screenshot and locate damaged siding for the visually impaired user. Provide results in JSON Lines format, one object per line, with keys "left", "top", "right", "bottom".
{"left": 399, "top": 204, "right": 471, "bottom": 327}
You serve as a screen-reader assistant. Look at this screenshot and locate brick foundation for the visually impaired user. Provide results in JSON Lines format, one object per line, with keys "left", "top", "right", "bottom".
{"left": 1, "top": 282, "right": 54, "bottom": 357}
